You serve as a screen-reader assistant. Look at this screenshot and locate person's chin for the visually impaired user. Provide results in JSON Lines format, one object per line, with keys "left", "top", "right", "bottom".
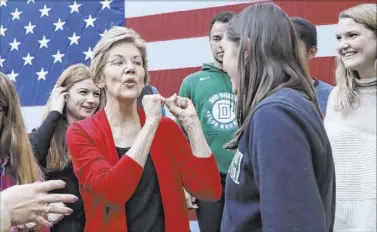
{"left": 342, "top": 56, "right": 362, "bottom": 70}
{"left": 79, "top": 111, "right": 95, "bottom": 119}
{"left": 118, "top": 93, "right": 138, "bottom": 102}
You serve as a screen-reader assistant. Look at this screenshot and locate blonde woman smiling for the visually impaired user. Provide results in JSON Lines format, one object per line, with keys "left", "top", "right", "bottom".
{"left": 324, "top": 4, "right": 376, "bottom": 232}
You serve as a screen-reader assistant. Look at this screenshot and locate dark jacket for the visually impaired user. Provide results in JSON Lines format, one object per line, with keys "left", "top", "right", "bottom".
{"left": 29, "top": 111, "right": 85, "bottom": 232}
{"left": 221, "top": 88, "right": 335, "bottom": 232}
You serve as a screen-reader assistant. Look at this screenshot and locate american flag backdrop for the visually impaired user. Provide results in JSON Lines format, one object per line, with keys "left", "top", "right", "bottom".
{"left": 0, "top": 0, "right": 125, "bottom": 131}
{"left": 0, "top": 0, "right": 373, "bottom": 228}
{"left": 0, "top": 0, "right": 373, "bottom": 132}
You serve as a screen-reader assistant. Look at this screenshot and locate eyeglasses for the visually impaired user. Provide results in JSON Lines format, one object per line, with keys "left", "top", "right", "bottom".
{"left": 101, "top": 56, "right": 143, "bottom": 70}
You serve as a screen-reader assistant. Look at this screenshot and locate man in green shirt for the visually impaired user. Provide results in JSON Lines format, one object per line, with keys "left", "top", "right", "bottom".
{"left": 178, "top": 11, "right": 236, "bottom": 232}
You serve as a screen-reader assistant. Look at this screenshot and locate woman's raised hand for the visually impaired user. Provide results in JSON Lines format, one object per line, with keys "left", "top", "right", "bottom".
{"left": 166, "top": 94, "right": 199, "bottom": 128}
{"left": 142, "top": 94, "right": 166, "bottom": 125}
{"left": 50, "top": 87, "right": 68, "bottom": 114}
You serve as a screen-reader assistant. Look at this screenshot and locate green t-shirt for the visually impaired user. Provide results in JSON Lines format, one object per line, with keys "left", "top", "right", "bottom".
{"left": 178, "top": 63, "right": 238, "bottom": 174}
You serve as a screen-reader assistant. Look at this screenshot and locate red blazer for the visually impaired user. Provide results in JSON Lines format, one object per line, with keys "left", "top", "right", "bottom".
{"left": 66, "top": 109, "right": 222, "bottom": 232}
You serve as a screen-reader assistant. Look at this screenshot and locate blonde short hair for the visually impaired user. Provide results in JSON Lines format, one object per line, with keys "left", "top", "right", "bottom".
{"left": 90, "top": 26, "right": 149, "bottom": 87}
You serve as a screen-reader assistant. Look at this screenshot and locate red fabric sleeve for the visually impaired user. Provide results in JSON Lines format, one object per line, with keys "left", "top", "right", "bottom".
{"left": 167, "top": 119, "right": 222, "bottom": 201}
{"left": 66, "top": 123, "right": 143, "bottom": 204}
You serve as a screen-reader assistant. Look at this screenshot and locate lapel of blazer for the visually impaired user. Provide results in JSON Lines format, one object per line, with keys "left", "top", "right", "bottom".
{"left": 94, "top": 109, "right": 148, "bottom": 166}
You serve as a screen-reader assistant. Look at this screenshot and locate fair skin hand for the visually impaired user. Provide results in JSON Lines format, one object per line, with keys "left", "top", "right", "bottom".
{"left": 165, "top": 93, "right": 197, "bottom": 128}
{"left": 142, "top": 94, "right": 165, "bottom": 124}
{"left": 1, "top": 180, "right": 78, "bottom": 228}
{"left": 184, "top": 188, "right": 198, "bottom": 210}
{"left": 166, "top": 94, "right": 211, "bottom": 158}
{"left": 19, "top": 202, "right": 66, "bottom": 230}
{"left": 49, "top": 87, "right": 69, "bottom": 114}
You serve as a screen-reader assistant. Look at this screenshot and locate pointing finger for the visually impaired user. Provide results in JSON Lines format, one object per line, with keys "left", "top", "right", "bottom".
{"left": 40, "top": 193, "right": 79, "bottom": 204}
{"left": 36, "top": 180, "right": 67, "bottom": 193}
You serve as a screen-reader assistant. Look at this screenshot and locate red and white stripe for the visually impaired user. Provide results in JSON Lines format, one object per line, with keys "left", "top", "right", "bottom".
{"left": 125, "top": 0, "right": 373, "bottom": 98}
{"left": 22, "top": 0, "right": 372, "bottom": 130}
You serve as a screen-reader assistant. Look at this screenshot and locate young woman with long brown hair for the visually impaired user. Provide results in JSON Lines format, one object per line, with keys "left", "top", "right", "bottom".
{"left": 0, "top": 71, "right": 46, "bottom": 231}
{"left": 219, "top": 3, "right": 335, "bottom": 231}
{"left": 29, "top": 64, "right": 103, "bottom": 232}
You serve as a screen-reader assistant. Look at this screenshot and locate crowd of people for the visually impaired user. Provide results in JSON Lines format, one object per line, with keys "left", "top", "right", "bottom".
{"left": 0, "top": 2, "right": 375, "bottom": 232}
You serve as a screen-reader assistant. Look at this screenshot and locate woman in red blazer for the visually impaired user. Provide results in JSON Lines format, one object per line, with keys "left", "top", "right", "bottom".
{"left": 66, "top": 26, "right": 222, "bottom": 232}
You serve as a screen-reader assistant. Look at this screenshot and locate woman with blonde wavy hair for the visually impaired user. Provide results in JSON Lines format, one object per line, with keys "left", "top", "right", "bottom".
{"left": 29, "top": 64, "right": 103, "bottom": 232}
{"left": 66, "top": 26, "right": 221, "bottom": 232}
{"left": 324, "top": 3, "right": 376, "bottom": 232}
{"left": 0, "top": 71, "right": 46, "bottom": 231}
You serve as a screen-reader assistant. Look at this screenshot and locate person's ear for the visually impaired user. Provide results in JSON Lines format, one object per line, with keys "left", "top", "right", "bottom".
{"left": 308, "top": 46, "right": 318, "bottom": 60}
